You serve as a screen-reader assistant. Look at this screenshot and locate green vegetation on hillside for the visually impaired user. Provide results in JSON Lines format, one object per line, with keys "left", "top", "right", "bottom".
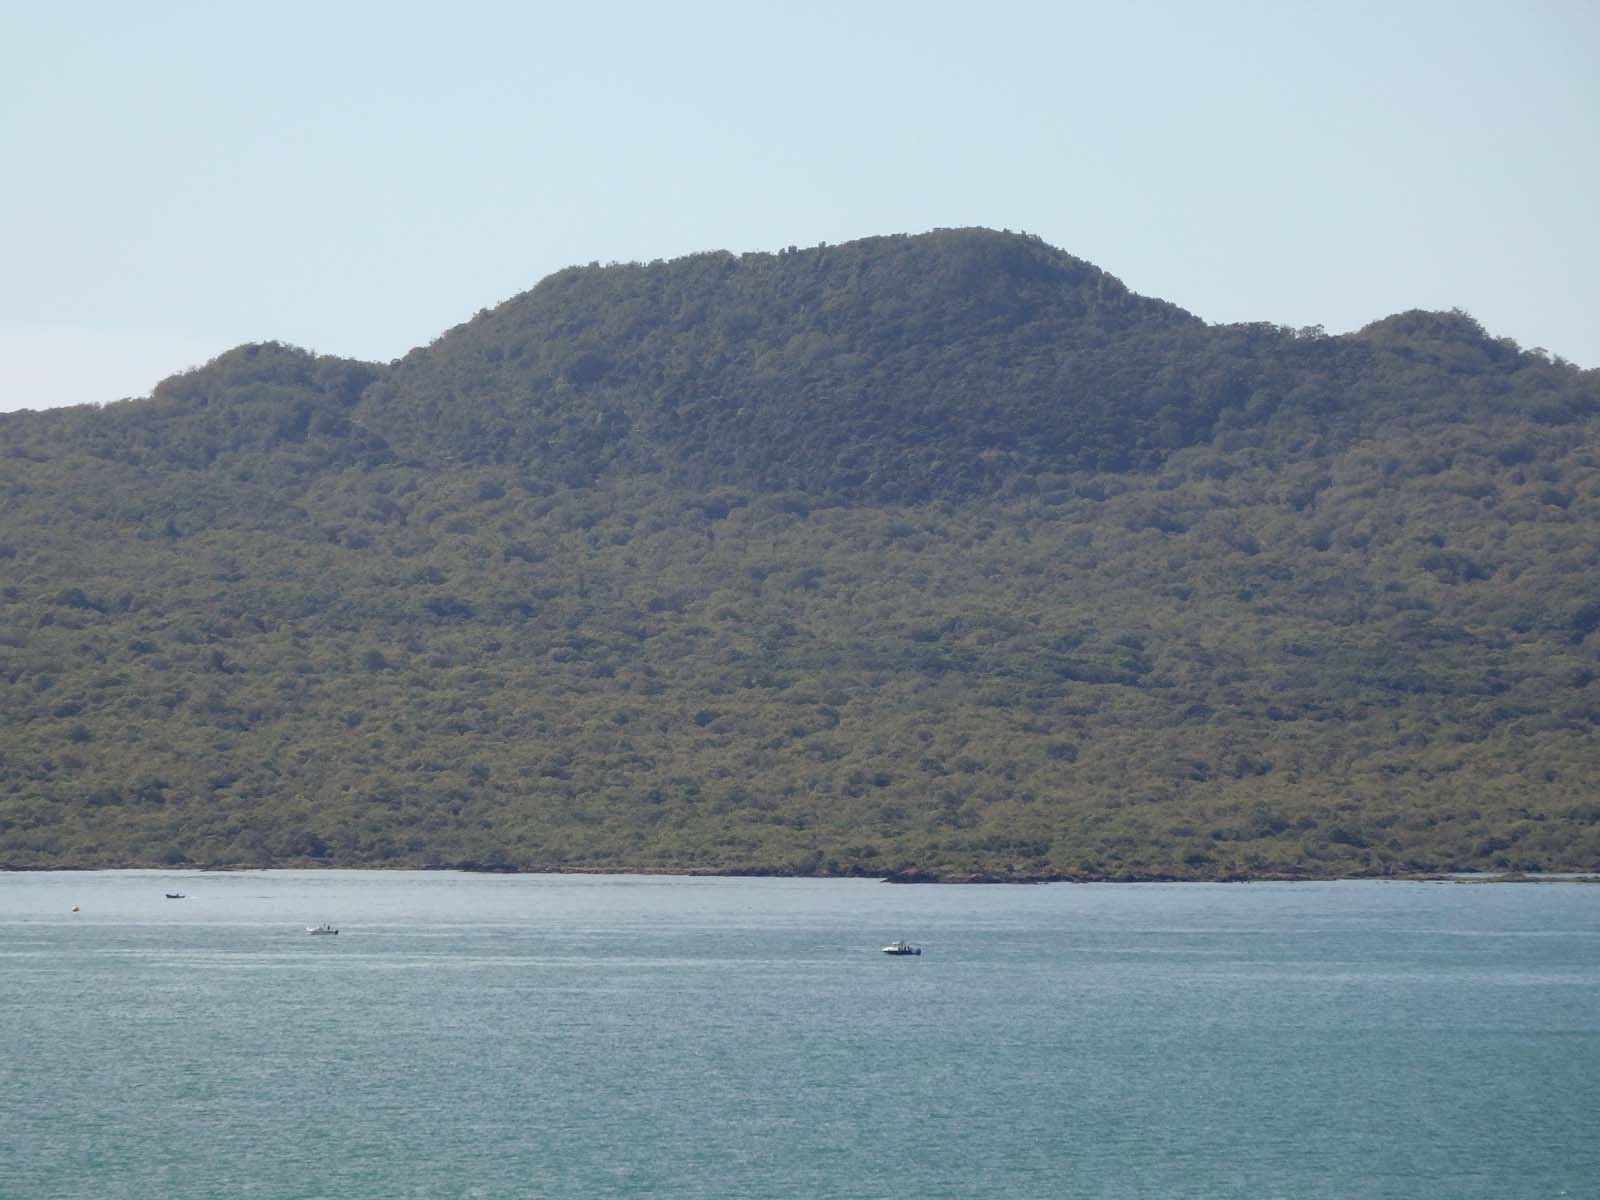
{"left": 2, "top": 230, "right": 1597, "bottom": 878}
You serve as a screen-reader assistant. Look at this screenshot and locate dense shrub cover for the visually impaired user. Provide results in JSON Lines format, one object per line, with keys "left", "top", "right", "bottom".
{"left": 2, "top": 230, "right": 1597, "bottom": 878}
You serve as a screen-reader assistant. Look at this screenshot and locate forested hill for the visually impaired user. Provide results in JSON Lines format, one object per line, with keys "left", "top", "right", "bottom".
{"left": 359, "top": 230, "right": 1201, "bottom": 495}
{"left": 3, "top": 229, "right": 1599, "bottom": 879}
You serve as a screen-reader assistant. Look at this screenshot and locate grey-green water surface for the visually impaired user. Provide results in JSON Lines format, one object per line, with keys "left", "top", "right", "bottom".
{"left": 2, "top": 871, "right": 1596, "bottom": 1198}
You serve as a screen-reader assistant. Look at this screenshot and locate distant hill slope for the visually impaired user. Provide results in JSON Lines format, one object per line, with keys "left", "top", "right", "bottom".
{"left": 2, "top": 229, "right": 1598, "bottom": 878}
{"left": 355, "top": 229, "right": 1595, "bottom": 500}
{"left": 359, "top": 229, "right": 1204, "bottom": 496}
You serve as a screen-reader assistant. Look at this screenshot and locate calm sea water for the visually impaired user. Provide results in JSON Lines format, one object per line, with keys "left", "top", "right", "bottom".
{"left": 2, "top": 871, "right": 1596, "bottom": 1199}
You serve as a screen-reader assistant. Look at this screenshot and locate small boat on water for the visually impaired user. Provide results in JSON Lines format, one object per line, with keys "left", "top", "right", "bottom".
{"left": 881, "top": 940, "right": 922, "bottom": 956}
{"left": 307, "top": 924, "right": 339, "bottom": 935}
{"left": 165, "top": 893, "right": 185, "bottom": 899}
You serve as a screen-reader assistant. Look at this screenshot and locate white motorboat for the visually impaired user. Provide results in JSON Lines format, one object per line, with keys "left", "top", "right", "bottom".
{"left": 881, "top": 940, "right": 921, "bottom": 956}
{"left": 307, "top": 924, "right": 339, "bottom": 935}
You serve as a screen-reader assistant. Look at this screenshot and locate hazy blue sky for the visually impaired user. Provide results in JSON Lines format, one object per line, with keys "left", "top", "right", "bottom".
{"left": 3, "top": 0, "right": 1596, "bottom": 411}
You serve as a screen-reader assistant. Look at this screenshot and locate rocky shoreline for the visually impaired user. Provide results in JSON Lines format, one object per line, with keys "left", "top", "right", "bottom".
{"left": 5, "top": 858, "right": 1596, "bottom": 884}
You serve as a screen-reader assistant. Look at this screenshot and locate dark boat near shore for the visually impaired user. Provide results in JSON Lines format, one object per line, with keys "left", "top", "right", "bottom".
{"left": 165, "top": 893, "right": 185, "bottom": 899}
